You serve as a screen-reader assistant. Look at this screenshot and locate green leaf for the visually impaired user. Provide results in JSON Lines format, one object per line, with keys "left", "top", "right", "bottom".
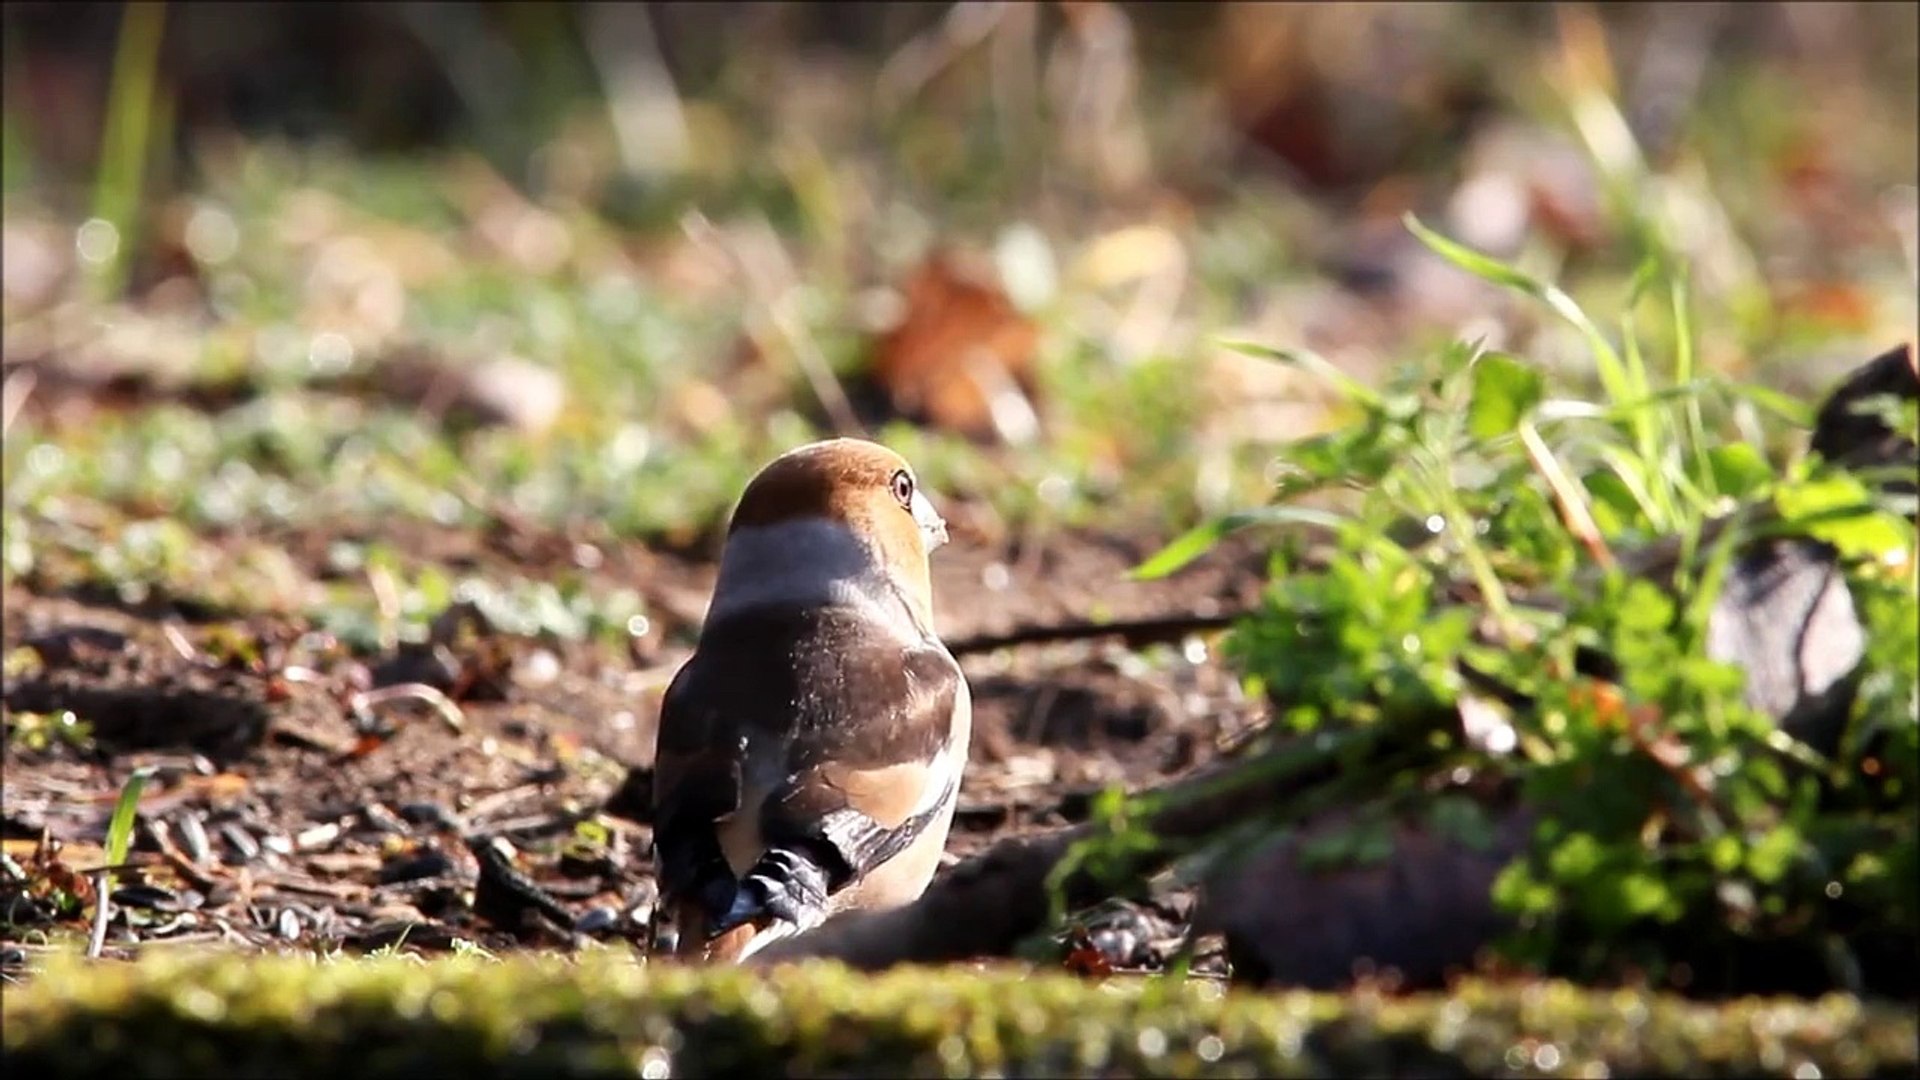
{"left": 1705, "top": 444, "right": 1775, "bottom": 501}
{"left": 1131, "top": 506, "right": 1354, "bottom": 580}
{"left": 1616, "top": 871, "right": 1674, "bottom": 920}
{"left": 1617, "top": 578, "right": 1677, "bottom": 632}
{"left": 1271, "top": 420, "right": 1411, "bottom": 497}
{"left": 1402, "top": 213, "right": 1632, "bottom": 408}
{"left": 1772, "top": 474, "right": 1912, "bottom": 561}
{"left": 1708, "top": 834, "right": 1744, "bottom": 874}
{"left": 1774, "top": 473, "right": 1869, "bottom": 519}
{"left": 1351, "top": 816, "right": 1397, "bottom": 866}
{"left": 1726, "top": 382, "right": 1816, "bottom": 430}
{"left": 1403, "top": 214, "right": 1543, "bottom": 293}
{"left": 1491, "top": 861, "right": 1556, "bottom": 915}
{"left": 1218, "top": 339, "right": 1384, "bottom": 409}
{"left": 1548, "top": 832, "right": 1603, "bottom": 880}
{"left": 1298, "top": 826, "right": 1356, "bottom": 871}
{"left": 1582, "top": 468, "right": 1643, "bottom": 534}
{"left": 1467, "top": 354, "right": 1545, "bottom": 441}
{"left": 1427, "top": 794, "right": 1498, "bottom": 853}
{"left": 88, "top": 1, "right": 168, "bottom": 301}
{"left": 105, "top": 765, "right": 157, "bottom": 866}
{"left": 1746, "top": 825, "right": 1803, "bottom": 885}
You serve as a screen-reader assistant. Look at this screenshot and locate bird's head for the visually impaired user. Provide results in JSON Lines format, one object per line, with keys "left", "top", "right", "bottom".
{"left": 719, "top": 438, "right": 949, "bottom": 620}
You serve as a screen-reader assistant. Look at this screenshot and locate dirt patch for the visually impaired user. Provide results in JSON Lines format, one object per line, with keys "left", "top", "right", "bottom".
{"left": 1, "top": 515, "right": 1269, "bottom": 971}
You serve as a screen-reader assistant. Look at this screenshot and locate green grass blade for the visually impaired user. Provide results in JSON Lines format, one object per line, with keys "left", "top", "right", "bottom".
{"left": 1543, "top": 380, "right": 1720, "bottom": 426}
{"left": 1132, "top": 506, "right": 1363, "bottom": 580}
{"left": 1724, "top": 381, "right": 1816, "bottom": 431}
{"left": 1655, "top": 445, "right": 1711, "bottom": 517}
{"left": 1669, "top": 273, "right": 1718, "bottom": 500}
{"left": 104, "top": 765, "right": 157, "bottom": 867}
{"left": 1595, "top": 443, "right": 1670, "bottom": 535}
{"left": 1619, "top": 310, "right": 1654, "bottom": 415}
{"left": 1402, "top": 213, "right": 1635, "bottom": 411}
{"left": 1218, "top": 339, "right": 1384, "bottom": 410}
{"left": 88, "top": 1, "right": 167, "bottom": 301}
{"left": 1617, "top": 310, "right": 1664, "bottom": 498}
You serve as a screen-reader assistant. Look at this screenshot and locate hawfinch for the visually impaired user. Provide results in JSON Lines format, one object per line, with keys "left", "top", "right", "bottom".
{"left": 650, "top": 438, "right": 970, "bottom": 962}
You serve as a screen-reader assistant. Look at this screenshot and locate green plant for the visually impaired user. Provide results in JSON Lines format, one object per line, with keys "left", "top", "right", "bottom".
{"left": 103, "top": 766, "right": 156, "bottom": 870}
{"left": 5, "top": 710, "right": 94, "bottom": 754}
{"left": 9, "top": 951, "right": 1918, "bottom": 1078}
{"left": 87, "top": 0, "right": 169, "bottom": 299}
{"left": 1126, "top": 215, "right": 1917, "bottom": 993}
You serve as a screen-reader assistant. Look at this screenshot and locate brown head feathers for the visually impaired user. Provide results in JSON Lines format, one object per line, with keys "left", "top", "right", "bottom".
{"left": 723, "top": 438, "right": 948, "bottom": 616}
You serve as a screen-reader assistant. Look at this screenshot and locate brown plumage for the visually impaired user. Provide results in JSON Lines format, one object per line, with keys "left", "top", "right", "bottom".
{"left": 650, "top": 439, "right": 969, "bottom": 962}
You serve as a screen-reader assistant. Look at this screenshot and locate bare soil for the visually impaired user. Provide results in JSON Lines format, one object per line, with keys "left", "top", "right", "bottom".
{"left": 2, "top": 511, "right": 1274, "bottom": 972}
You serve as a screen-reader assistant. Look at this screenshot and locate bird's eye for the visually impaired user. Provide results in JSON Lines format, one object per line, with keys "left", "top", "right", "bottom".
{"left": 890, "top": 469, "right": 915, "bottom": 508}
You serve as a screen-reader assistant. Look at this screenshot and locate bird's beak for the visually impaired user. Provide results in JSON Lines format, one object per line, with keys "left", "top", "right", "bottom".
{"left": 910, "top": 488, "right": 949, "bottom": 551}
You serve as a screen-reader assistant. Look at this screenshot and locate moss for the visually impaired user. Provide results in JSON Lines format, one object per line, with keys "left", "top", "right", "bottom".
{"left": 4, "top": 951, "right": 1914, "bottom": 1078}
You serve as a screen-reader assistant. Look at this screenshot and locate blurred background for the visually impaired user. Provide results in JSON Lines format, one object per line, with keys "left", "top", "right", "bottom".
{"left": 4, "top": 3, "right": 1918, "bottom": 1004}
{"left": 3, "top": 2, "right": 1917, "bottom": 553}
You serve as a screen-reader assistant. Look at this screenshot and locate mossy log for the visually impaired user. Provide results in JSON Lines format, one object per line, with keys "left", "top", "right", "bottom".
{"left": 5, "top": 951, "right": 1916, "bottom": 1078}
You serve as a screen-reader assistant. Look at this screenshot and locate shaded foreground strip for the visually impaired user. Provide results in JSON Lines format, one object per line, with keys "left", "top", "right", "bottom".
{"left": 5, "top": 951, "right": 1914, "bottom": 1078}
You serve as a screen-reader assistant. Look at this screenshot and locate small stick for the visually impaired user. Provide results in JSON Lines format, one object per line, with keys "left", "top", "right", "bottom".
{"left": 86, "top": 871, "right": 112, "bottom": 960}
{"left": 351, "top": 683, "right": 466, "bottom": 733}
{"left": 160, "top": 621, "right": 199, "bottom": 663}
{"left": 1, "top": 366, "right": 36, "bottom": 438}
{"left": 946, "top": 610, "right": 1247, "bottom": 657}
{"left": 680, "top": 210, "right": 863, "bottom": 435}
{"left": 1519, "top": 422, "right": 1616, "bottom": 571}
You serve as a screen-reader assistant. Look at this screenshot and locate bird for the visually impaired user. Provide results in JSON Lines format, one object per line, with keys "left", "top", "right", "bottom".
{"left": 649, "top": 437, "right": 971, "bottom": 963}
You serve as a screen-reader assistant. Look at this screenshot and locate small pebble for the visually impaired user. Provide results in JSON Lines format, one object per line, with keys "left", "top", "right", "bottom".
{"left": 295, "top": 822, "right": 342, "bottom": 851}
{"left": 575, "top": 906, "right": 619, "bottom": 935}
{"left": 176, "top": 813, "right": 213, "bottom": 866}
{"left": 518, "top": 648, "right": 562, "bottom": 688}
{"left": 360, "top": 803, "right": 411, "bottom": 834}
{"left": 220, "top": 822, "right": 261, "bottom": 863}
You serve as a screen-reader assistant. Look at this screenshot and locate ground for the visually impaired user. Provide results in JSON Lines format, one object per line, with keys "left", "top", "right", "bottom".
{"left": 2, "top": 500, "right": 1274, "bottom": 971}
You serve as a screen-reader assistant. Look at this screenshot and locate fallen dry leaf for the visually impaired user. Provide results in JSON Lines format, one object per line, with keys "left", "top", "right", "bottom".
{"left": 867, "top": 249, "right": 1041, "bottom": 444}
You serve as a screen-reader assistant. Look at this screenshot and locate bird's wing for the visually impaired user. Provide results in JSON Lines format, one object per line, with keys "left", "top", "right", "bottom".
{"left": 651, "top": 605, "right": 966, "bottom": 941}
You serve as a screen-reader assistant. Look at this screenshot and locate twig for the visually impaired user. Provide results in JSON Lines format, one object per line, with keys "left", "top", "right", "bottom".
{"left": 86, "top": 871, "right": 112, "bottom": 959}
{"left": 1520, "top": 421, "right": 1615, "bottom": 571}
{"left": 144, "top": 817, "right": 226, "bottom": 893}
{"left": 467, "top": 812, "right": 589, "bottom": 840}
{"left": 1, "top": 366, "right": 36, "bottom": 438}
{"left": 351, "top": 683, "right": 466, "bottom": 734}
{"left": 458, "top": 781, "right": 550, "bottom": 827}
{"left": 269, "top": 717, "right": 358, "bottom": 756}
{"left": 580, "top": 2, "right": 690, "bottom": 179}
{"left": 160, "top": 620, "right": 200, "bottom": 663}
{"left": 875, "top": 1, "right": 1010, "bottom": 116}
{"left": 680, "top": 210, "right": 862, "bottom": 435}
{"left": 250, "top": 876, "right": 370, "bottom": 903}
{"left": 945, "top": 610, "right": 1248, "bottom": 657}
{"left": 367, "top": 564, "right": 402, "bottom": 653}
{"left": 752, "top": 707, "right": 1450, "bottom": 970}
